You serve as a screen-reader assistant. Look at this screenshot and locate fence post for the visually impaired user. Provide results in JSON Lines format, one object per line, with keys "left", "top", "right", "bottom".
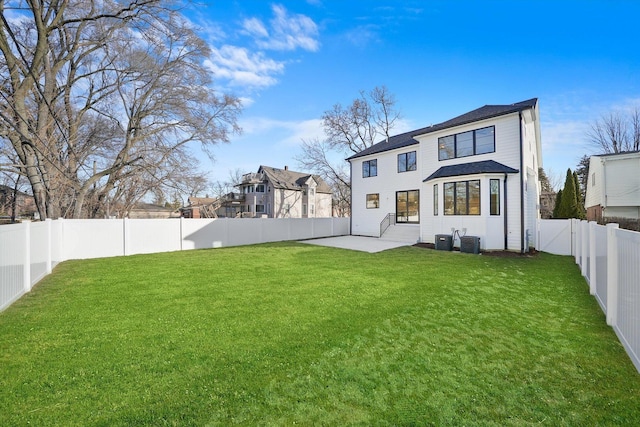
{"left": 581, "top": 221, "right": 589, "bottom": 278}
{"left": 179, "top": 216, "right": 184, "bottom": 251}
{"left": 45, "top": 218, "right": 52, "bottom": 275}
{"left": 123, "top": 217, "right": 130, "bottom": 256}
{"left": 574, "top": 219, "right": 581, "bottom": 265}
{"left": 606, "top": 223, "right": 619, "bottom": 327}
{"left": 58, "top": 218, "right": 65, "bottom": 262}
{"left": 23, "top": 221, "right": 31, "bottom": 293}
{"left": 588, "top": 221, "right": 597, "bottom": 295}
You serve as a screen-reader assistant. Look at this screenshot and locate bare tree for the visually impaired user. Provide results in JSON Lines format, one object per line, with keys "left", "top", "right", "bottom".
{"left": 588, "top": 107, "right": 640, "bottom": 154}
{"left": 210, "top": 168, "right": 245, "bottom": 200}
{"left": 0, "top": 0, "right": 242, "bottom": 219}
{"left": 296, "top": 86, "right": 399, "bottom": 215}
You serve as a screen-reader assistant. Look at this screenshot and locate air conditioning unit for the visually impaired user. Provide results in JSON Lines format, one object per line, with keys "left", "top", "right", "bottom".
{"left": 460, "top": 236, "right": 480, "bottom": 254}
{"left": 435, "top": 234, "right": 453, "bottom": 251}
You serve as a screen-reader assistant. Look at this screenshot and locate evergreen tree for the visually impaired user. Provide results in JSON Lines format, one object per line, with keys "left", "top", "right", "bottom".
{"left": 553, "top": 189, "right": 563, "bottom": 218}
{"left": 573, "top": 171, "right": 586, "bottom": 219}
{"left": 557, "top": 169, "right": 581, "bottom": 218}
{"left": 574, "top": 155, "right": 590, "bottom": 203}
{"left": 538, "top": 167, "right": 553, "bottom": 193}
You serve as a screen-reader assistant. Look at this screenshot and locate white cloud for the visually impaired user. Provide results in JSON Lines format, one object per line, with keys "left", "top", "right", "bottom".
{"left": 242, "top": 17, "right": 269, "bottom": 39}
{"left": 205, "top": 45, "right": 285, "bottom": 88}
{"left": 239, "top": 117, "right": 324, "bottom": 146}
{"left": 280, "top": 118, "right": 325, "bottom": 146}
{"left": 540, "top": 119, "right": 592, "bottom": 175}
{"left": 246, "top": 4, "right": 320, "bottom": 52}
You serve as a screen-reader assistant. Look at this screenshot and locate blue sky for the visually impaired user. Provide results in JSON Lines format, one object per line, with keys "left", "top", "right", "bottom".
{"left": 190, "top": 0, "right": 640, "bottom": 189}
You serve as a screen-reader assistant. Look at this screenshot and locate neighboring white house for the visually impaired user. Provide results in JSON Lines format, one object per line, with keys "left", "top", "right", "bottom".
{"left": 585, "top": 151, "right": 640, "bottom": 222}
{"left": 347, "top": 98, "right": 542, "bottom": 252}
{"left": 237, "top": 166, "right": 333, "bottom": 218}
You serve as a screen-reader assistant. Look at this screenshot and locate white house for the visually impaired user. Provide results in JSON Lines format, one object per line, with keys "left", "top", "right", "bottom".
{"left": 585, "top": 151, "right": 640, "bottom": 222}
{"left": 347, "top": 98, "right": 542, "bottom": 252}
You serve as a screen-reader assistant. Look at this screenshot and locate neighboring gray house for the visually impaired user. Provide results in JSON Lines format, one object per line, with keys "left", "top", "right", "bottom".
{"left": 585, "top": 151, "right": 640, "bottom": 222}
{"left": 238, "top": 166, "right": 333, "bottom": 218}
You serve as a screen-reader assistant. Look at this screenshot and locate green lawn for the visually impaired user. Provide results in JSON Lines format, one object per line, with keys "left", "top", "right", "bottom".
{"left": 1, "top": 242, "right": 638, "bottom": 426}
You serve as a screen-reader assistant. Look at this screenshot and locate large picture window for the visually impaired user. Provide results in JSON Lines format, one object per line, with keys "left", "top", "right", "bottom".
{"left": 438, "top": 126, "right": 495, "bottom": 160}
{"left": 363, "top": 159, "right": 377, "bottom": 177}
{"left": 443, "top": 180, "right": 480, "bottom": 215}
{"left": 397, "top": 151, "right": 417, "bottom": 172}
{"left": 490, "top": 179, "right": 500, "bottom": 215}
{"left": 396, "top": 190, "right": 419, "bottom": 223}
{"left": 366, "top": 193, "right": 380, "bottom": 209}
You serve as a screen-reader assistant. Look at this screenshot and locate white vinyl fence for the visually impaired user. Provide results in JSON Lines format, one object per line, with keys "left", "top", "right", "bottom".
{"left": 0, "top": 217, "right": 350, "bottom": 312}
{"left": 567, "top": 219, "right": 640, "bottom": 373}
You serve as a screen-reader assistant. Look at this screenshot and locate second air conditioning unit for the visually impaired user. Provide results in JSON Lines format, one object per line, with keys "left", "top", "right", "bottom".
{"left": 460, "top": 236, "right": 481, "bottom": 254}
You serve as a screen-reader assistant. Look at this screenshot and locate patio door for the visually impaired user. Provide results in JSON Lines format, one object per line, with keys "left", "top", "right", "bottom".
{"left": 396, "top": 190, "right": 419, "bottom": 223}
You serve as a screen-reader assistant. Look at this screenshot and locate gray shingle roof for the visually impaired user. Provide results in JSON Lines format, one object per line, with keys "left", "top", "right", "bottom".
{"left": 423, "top": 160, "right": 519, "bottom": 182}
{"left": 258, "top": 166, "right": 333, "bottom": 194}
{"left": 347, "top": 98, "right": 537, "bottom": 161}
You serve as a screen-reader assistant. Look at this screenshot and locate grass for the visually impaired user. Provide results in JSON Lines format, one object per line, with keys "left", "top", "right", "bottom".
{"left": 1, "top": 242, "right": 639, "bottom": 426}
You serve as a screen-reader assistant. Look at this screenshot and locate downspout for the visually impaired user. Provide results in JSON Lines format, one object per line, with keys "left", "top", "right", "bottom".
{"left": 503, "top": 173, "right": 508, "bottom": 250}
{"left": 349, "top": 160, "right": 353, "bottom": 235}
{"left": 519, "top": 111, "right": 525, "bottom": 253}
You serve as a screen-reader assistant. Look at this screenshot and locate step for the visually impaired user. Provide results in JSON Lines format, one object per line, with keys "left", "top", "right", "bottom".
{"left": 381, "top": 224, "right": 420, "bottom": 243}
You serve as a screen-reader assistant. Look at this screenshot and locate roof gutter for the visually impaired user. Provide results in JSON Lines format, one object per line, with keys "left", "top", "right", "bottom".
{"left": 349, "top": 160, "right": 353, "bottom": 234}
{"left": 504, "top": 173, "right": 508, "bottom": 251}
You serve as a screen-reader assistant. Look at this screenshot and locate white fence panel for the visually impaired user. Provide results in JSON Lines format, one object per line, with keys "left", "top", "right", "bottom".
{"left": 181, "top": 218, "right": 222, "bottom": 250}
{"left": 226, "top": 219, "right": 263, "bottom": 247}
{"left": 51, "top": 220, "right": 64, "bottom": 266}
{"left": 262, "top": 218, "right": 291, "bottom": 243}
{"left": 63, "top": 219, "right": 125, "bottom": 259}
{"left": 615, "top": 228, "right": 640, "bottom": 372}
{"left": 582, "top": 221, "right": 590, "bottom": 281}
{"left": 333, "top": 217, "right": 350, "bottom": 236}
{"left": 0, "top": 223, "right": 28, "bottom": 311}
{"left": 128, "top": 219, "right": 182, "bottom": 255}
{"left": 593, "top": 224, "right": 608, "bottom": 311}
{"left": 537, "top": 219, "right": 573, "bottom": 255}
{"left": 289, "top": 218, "right": 313, "bottom": 241}
{"left": 312, "top": 218, "right": 333, "bottom": 238}
{"left": 30, "top": 220, "right": 50, "bottom": 285}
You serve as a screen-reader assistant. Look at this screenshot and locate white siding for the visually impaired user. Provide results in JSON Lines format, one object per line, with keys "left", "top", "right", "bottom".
{"left": 272, "top": 189, "right": 304, "bottom": 218}
{"left": 350, "top": 145, "right": 420, "bottom": 236}
{"left": 416, "top": 113, "right": 525, "bottom": 251}
{"left": 585, "top": 156, "right": 604, "bottom": 208}
{"left": 605, "top": 156, "right": 640, "bottom": 207}
{"left": 315, "top": 193, "right": 333, "bottom": 217}
{"left": 522, "top": 109, "right": 541, "bottom": 249}
{"left": 586, "top": 153, "right": 640, "bottom": 217}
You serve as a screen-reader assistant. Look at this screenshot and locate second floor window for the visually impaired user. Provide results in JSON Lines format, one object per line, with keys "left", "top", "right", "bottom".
{"left": 398, "top": 151, "right": 417, "bottom": 172}
{"left": 363, "top": 159, "right": 377, "bottom": 178}
{"left": 256, "top": 184, "right": 265, "bottom": 192}
{"left": 438, "top": 126, "right": 495, "bottom": 161}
